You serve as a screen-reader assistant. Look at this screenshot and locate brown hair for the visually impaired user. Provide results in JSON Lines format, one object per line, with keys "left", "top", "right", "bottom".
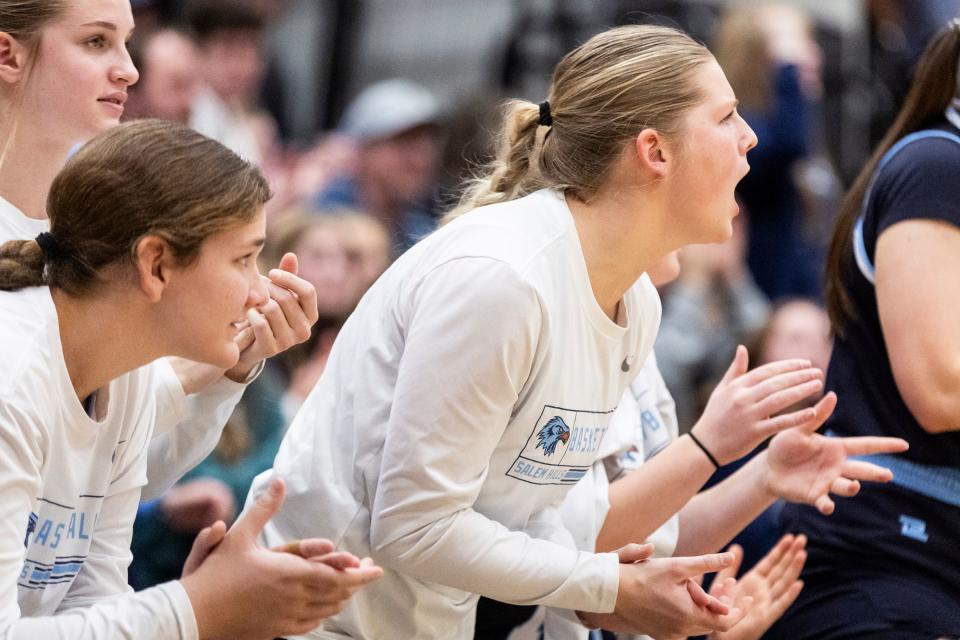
{"left": 0, "top": 0, "right": 66, "bottom": 46}
{"left": 0, "top": 119, "right": 271, "bottom": 294}
{"left": 825, "top": 21, "right": 960, "bottom": 335}
{"left": 445, "top": 24, "right": 712, "bottom": 221}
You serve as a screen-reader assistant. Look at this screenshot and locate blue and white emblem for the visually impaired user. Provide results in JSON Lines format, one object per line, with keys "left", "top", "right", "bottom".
{"left": 536, "top": 416, "right": 571, "bottom": 457}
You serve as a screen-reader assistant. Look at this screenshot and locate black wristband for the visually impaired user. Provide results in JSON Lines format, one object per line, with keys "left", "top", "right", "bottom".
{"left": 688, "top": 432, "right": 720, "bottom": 469}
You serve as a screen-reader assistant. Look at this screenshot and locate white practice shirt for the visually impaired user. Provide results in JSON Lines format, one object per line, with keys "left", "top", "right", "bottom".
{"left": 535, "top": 352, "right": 681, "bottom": 640}
{"left": 0, "top": 287, "right": 197, "bottom": 639}
{"left": 0, "top": 194, "right": 249, "bottom": 500}
{"left": 250, "top": 189, "right": 662, "bottom": 639}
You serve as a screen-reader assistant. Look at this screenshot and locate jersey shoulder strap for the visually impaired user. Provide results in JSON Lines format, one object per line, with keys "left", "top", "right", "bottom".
{"left": 854, "top": 129, "right": 960, "bottom": 284}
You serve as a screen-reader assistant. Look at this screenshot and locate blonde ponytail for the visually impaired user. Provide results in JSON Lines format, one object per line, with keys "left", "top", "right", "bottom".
{"left": 444, "top": 25, "right": 712, "bottom": 224}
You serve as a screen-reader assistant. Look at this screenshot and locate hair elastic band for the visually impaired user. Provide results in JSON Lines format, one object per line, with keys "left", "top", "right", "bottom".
{"left": 538, "top": 100, "right": 553, "bottom": 127}
{"left": 688, "top": 432, "right": 720, "bottom": 469}
{"left": 35, "top": 232, "right": 64, "bottom": 263}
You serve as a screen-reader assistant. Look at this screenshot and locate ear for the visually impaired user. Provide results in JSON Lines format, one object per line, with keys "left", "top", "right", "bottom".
{"left": 135, "top": 236, "right": 175, "bottom": 302}
{"left": 0, "top": 32, "right": 30, "bottom": 85}
{"left": 632, "top": 128, "right": 669, "bottom": 179}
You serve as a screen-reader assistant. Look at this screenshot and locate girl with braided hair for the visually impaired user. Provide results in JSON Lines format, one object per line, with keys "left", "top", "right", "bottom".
{"left": 0, "top": 119, "right": 382, "bottom": 639}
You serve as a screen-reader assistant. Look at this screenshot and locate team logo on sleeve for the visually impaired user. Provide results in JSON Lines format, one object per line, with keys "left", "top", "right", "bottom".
{"left": 507, "top": 405, "right": 615, "bottom": 485}
{"left": 24, "top": 512, "right": 37, "bottom": 548}
{"left": 536, "top": 417, "right": 570, "bottom": 456}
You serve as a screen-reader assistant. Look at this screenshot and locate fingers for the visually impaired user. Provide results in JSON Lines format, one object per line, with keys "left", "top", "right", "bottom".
{"left": 769, "top": 579, "right": 804, "bottom": 621}
{"left": 269, "top": 264, "right": 320, "bottom": 325}
{"left": 794, "top": 392, "right": 838, "bottom": 434}
{"left": 751, "top": 535, "right": 791, "bottom": 580}
{"left": 688, "top": 585, "right": 751, "bottom": 633}
{"left": 274, "top": 538, "right": 337, "bottom": 558}
{"left": 616, "top": 542, "right": 655, "bottom": 564}
{"left": 278, "top": 252, "right": 299, "bottom": 275}
{"left": 182, "top": 520, "right": 227, "bottom": 577}
{"left": 840, "top": 435, "right": 909, "bottom": 456}
{"left": 830, "top": 476, "right": 860, "bottom": 497}
{"left": 246, "top": 305, "right": 279, "bottom": 355}
{"left": 840, "top": 460, "right": 893, "bottom": 483}
{"left": 258, "top": 297, "right": 296, "bottom": 348}
{"left": 712, "top": 544, "right": 743, "bottom": 585}
{"left": 230, "top": 476, "right": 285, "bottom": 543}
{"left": 757, "top": 406, "right": 818, "bottom": 438}
{"left": 671, "top": 552, "right": 736, "bottom": 580}
{"left": 312, "top": 551, "right": 363, "bottom": 571}
{"left": 720, "top": 345, "right": 749, "bottom": 384}
{"left": 307, "top": 560, "right": 383, "bottom": 593}
{"left": 686, "top": 578, "right": 730, "bottom": 616}
{"left": 767, "top": 540, "right": 806, "bottom": 603}
{"left": 751, "top": 376, "right": 823, "bottom": 422}
{"left": 815, "top": 493, "right": 834, "bottom": 515}
{"left": 233, "top": 325, "right": 255, "bottom": 352}
{"left": 737, "top": 358, "right": 811, "bottom": 388}
{"left": 267, "top": 281, "right": 313, "bottom": 342}
{"left": 709, "top": 576, "right": 738, "bottom": 600}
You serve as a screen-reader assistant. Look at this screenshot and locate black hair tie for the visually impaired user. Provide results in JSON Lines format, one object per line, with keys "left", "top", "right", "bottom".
{"left": 688, "top": 431, "right": 720, "bottom": 469}
{"left": 538, "top": 100, "right": 553, "bottom": 127}
{"left": 35, "top": 231, "right": 64, "bottom": 263}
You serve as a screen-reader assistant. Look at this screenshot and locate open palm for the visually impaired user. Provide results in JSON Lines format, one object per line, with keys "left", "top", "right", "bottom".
{"left": 765, "top": 392, "right": 909, "bottom": 514}
{"left": 708, "top": 535, "right": 807, "bottom": 640}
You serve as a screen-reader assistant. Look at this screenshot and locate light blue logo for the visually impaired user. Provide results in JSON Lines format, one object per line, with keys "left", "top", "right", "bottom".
{"left": 899, "top": 514, "right": 929, "bottom": 543}
{"left": 536, "top": 416, "right": 570, "bottom": 457}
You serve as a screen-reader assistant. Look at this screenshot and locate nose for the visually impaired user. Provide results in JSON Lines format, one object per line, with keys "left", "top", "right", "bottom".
{"left": 740, "top": 116, "right": 758, "bottom": 154}
{"left": 112, "top": 45, "right": 140, "bottom": 87}
{"left": 246, "top": 272, "right": 270, "bottom": 308}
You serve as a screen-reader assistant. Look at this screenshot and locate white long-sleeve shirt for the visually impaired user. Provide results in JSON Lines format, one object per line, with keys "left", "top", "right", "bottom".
{"left": 0, "top": 287, "right": 197, "bottom": 639}
{"left": 250, "top": 189, "right": 662, "bottom": 639}
{"left": 0, "top": 195, "right": 248, "bottom": 500}
{"left": 536, "top": 353, "right": 681, "bottom": 640}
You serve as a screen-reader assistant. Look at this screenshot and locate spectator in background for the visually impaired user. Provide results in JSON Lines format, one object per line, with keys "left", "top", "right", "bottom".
{"left": 714, "top": 4, "right": 825, "bottom": 300}
{"left": 757, "top": 298, "right": 832, "bottom": 376}
{"left": 125, "top": 27, "right": 198, "bottom": 123}
{"left": 262, "top": 210, "right": 391, "bottom": 418}
{"left": 313, "top": 79, "right": 444, "bottom": 253}
{"left": 654, "top": 215, "right": 770, "bottom": 432}
{"left": 338, "top": 210, "right": 393, "bottom": 302}
{"left": 186, "top": 0, "right": 275, "bottom": 165}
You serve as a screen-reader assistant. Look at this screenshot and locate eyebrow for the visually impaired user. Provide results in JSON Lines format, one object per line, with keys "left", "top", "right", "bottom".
{"left": 81, "top": 21, "right": 117, "bottom": 30}
{"left": 249, "top": 237, "right": 267, "bottom": 248}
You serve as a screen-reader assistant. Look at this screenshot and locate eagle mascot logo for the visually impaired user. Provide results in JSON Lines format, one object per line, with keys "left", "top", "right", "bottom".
{"left": 536, "top": 416, "right": 570, "bottom": 456}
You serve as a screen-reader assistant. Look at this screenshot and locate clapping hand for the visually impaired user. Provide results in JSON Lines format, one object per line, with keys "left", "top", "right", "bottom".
{"left": 708, "top": 535, "right": 807, "bottom": 640}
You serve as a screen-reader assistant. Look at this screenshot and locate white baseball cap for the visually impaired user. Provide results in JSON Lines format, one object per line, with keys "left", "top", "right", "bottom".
{"left": 339, "top": 79, "right": 441, "bottom": 142}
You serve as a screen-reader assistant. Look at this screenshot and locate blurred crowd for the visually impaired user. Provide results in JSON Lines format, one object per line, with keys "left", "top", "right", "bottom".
{"left": 121, "top": 0, "right": 951, "bottom": 603}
